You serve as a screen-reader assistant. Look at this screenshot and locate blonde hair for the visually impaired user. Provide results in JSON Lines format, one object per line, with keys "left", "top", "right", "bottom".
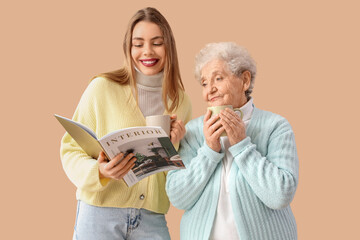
{"left": 95, "top": 7, "right": 184, "bottom": 112}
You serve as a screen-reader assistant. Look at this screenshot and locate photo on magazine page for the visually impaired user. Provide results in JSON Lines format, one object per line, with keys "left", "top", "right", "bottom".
{"left": 119, "top": 137, "right": 185, "bottom": 178}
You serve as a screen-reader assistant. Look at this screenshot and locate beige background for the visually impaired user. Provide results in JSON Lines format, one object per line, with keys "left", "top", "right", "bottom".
{"left": 1, "top": 0, "right": 359, "bottom": 239}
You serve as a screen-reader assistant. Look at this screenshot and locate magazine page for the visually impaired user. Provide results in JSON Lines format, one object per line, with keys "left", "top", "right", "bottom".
{"left": 54, "top": 114, "right": 103, "bottom": 158}
{"left": 98, "top": 126, "right": 185, "bottom": 187}
{"left": 54, "top": 114, "right": 98, "bottom": 139}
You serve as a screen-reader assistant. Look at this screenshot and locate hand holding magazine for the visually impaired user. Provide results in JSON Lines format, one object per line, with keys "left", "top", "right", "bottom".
{"left": 55, "top": 114, "right": 185, "bottom": 187}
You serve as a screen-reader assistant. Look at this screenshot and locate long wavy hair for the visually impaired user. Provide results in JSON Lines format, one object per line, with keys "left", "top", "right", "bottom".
{"left": 95, "top": 7, "right": 184, "bottom": 112}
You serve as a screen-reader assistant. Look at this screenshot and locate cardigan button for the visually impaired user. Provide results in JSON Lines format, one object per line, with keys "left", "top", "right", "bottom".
{"left": 139, "top": 194, "right": 145, "bottom": 200}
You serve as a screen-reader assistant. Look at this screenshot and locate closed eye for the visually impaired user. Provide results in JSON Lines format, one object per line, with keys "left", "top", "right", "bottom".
{"left": 201, "top": 80, "right": 207, "bottom": 87}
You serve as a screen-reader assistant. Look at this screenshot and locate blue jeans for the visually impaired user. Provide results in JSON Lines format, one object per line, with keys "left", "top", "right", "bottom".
{"left": 73, "top": 201, "right": 171, "bottom": 240}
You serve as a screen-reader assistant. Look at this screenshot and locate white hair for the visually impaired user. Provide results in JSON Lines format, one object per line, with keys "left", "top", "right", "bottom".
{"left": 195, "top": 42, "right": 257, "bottom": 98}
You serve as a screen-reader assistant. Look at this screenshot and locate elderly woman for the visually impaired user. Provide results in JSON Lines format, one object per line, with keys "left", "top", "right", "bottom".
{"left": 166, "top": 42, "right": 298, "bottom": 240}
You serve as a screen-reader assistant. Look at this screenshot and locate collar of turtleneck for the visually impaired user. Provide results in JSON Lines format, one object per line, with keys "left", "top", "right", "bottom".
{"left": 135, "top": 67, "right": 164, "bottom": 88}
{"left": 239, "top": 97, "right": 254, "bottom": 122}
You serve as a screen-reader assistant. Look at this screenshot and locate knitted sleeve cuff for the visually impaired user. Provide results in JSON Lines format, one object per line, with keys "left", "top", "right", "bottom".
{"left": 199, "top": 140, "right": 225, "bottom": 164}
{"left": 89, "top": 161, "right": 111, "bottom": 190}
{"left": 228, "top": 136, "right": 252, "bottom": 157}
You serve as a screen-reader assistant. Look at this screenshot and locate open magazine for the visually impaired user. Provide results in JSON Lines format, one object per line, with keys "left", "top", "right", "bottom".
{"left": 55, "top": 114, "right": 185, "bottom": 187}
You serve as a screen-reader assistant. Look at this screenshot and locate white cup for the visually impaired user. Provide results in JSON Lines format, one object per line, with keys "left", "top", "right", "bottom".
{"left": 146, "top": 115, "right": 171, "bottom": 136}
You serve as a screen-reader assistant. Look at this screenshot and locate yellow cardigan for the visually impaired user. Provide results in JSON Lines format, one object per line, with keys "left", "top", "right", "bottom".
{"left": 60, "top": 77, "right": 192, "bottom": 214}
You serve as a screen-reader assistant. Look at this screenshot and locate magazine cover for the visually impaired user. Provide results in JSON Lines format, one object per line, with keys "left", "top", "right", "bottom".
{"left": 55, "top": 114, "right": 185, "bottom": 187}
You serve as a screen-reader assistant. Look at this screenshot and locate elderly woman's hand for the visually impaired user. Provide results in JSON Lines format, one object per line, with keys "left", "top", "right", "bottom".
{"left": 219, "top": 108, "right": 246, "bottom": 146}
{"left": 203, "top": 109, "right": 225, "bottom": 152}
{"left": 170, "top": 114, "right": 186, "bottom": 145}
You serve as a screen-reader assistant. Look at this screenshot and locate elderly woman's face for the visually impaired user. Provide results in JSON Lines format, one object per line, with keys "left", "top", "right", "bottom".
{"left": 201, "top": 59, "right": 250, "bottom": 108}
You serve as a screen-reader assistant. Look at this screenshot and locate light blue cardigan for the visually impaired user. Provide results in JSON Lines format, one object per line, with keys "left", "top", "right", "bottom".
{"left": 166, "top": 107, "right": 298, "bottom": 240}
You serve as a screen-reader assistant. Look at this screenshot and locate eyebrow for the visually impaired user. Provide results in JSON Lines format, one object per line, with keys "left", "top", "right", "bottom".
{"left": 132, "top": 36, "right": 164, "bottom": 41}
{"left": 200, "top": 70, "right": 224, "bottom": 82}
{"left": 211, "top": 71, "right": 223, "bottom": 76}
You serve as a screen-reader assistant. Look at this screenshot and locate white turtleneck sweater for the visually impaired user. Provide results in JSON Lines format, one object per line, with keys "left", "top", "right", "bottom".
{"left": 135, "top": 68, "right": 165, "bottom": 117}
{"left": 210, "top": 98, "right": 254, "bottom": 240}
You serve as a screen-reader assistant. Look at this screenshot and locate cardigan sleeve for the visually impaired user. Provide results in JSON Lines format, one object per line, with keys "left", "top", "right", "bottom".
{"left": 229, "top": 118, "right": 299, "bottom": 210}
{"left": 60, "top": 78, "right": 111, "bottom": 192}
{"left": 166, "top": 118, "right": 224, "bottom": 210}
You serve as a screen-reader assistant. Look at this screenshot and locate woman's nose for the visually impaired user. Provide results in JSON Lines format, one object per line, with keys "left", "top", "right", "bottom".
{"left": 209, "top": 84, "right": 217, "bottom": 93}
{"left": 144, "top": 44, "right": 154, "bottom": 56}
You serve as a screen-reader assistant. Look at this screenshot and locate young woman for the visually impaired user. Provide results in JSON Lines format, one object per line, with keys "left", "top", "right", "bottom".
{"left": 60, "top": 7, "right": 192, "bottom": 240}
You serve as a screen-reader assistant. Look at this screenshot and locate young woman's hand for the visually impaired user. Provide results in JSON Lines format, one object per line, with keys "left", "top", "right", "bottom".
{"left": 219, "top": 108, "right": 246, "bottom": 146}
{"left": 97, "top": 151, "right": 137, "bottom": 180}
{"left": 203, "top": 109, "right": 224, "bottom": 152}
{"left": 170, "top": 114, "right": 186, "bottom": 145}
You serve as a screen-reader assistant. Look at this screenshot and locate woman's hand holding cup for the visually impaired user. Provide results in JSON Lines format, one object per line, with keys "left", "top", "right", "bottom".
{"left": 203, "top": 109, "right": 225, "bottom": 152}
{"left": 219, "top": 108, "right": 246, "bottom": 146}
{"left": 170, "top": 114, "right": 186, "bottom": 145}
{"left": 204, "top": 105, "right": 245, "bottom": 150}
{"left": 145, "top": 114, "right": 186, "bottom": 145}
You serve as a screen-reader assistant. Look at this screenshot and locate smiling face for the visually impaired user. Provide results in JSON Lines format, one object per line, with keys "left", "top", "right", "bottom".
{"left": 201, "top": 59, "right": 250, "bottom": 108}
{"left": 131, "top": 21, "right": 166, "bottom": 76}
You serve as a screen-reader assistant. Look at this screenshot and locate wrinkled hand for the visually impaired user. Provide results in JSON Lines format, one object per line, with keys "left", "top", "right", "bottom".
{"left": 170, "top": 115, "right": 186, "bottom": 145}
{"left": 203, "top": 109, "right": 224, "bottom": 152}
{"left": 219, "top": 108, "right": 246, "bottom": 146}
{"left": 98, "top": 151, "right": 136, "bottom": 180}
